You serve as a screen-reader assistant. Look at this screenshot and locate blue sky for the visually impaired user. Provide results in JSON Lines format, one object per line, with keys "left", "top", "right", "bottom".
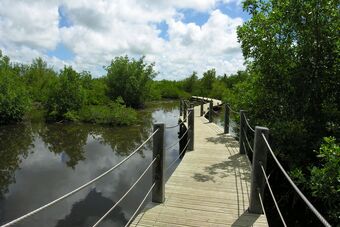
{"left": 0, "top": 0, "right": 248, "bottom": 79}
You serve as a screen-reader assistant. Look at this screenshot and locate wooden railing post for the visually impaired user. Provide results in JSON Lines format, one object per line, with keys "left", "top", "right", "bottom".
{"left": 239, "top": 110, "right": 246, "bottom": 154}
{"left": 249, "top": 126, "right": 269, "bottom": 214}
{"left": 188, "top": 108, "right": 195, "bottom": 151}
{"left": 224, "top": 103, "right": 229, "bottom": 134}
{"left": 152, "top": 123, "right": 165, "bottom": 203}
{"left": 179, "top": 99, "right": 182, "bottom": 116}
{"left": 183, "top": 102, "right": 187, "bottom": 122}
{"left": 200, "top": 99, "right": 204, "bottom": 116}
{"left": 209, "top": 100, "right": 213, "bottom": 123}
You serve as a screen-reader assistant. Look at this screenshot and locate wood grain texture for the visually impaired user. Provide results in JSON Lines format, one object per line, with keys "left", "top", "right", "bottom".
{"left": 131, "top": 98, "right": 268, "bottom": 227}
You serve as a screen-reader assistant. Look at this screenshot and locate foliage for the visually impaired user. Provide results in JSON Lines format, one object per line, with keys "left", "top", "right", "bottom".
{"left": 236, "top": 0, "right": 339, "bottom": 224}
{"left": 23, "top": 58, "right": 57, "bottom": 103}
{"left": 310, "top": 137, "right": 340, "bottom": 223}
{"left": 106, "top": 56, "right": 156, "bottom": 108}
{"left": 45, "top": 66, "right": 86, "bottom": 121}
{"left": 82, "top": 76, "right": 110, "bottom": 105}
{"left": 199, "top": 69, "right": 216, "bottom": 96}
{"left": 237, "top": 0, "right": 340, "bottom": 166}
{"left": 154, "top": 80, "right": 191, "bottom": 99}
{"left": 78, "top": 98, "right": 137, "bottom": 126}
{"left": 181, "top": 71, "right": 199, "bottom": 94}
{"left": 292, "top": 137, "right": 340, "bottom": 224}
{"left": 0, "top": 52, "right": 31, "bottom": 124}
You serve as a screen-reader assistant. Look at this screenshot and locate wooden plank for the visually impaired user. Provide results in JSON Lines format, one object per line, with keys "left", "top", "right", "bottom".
{"left": 132, "top": 97, "right": 268, "bottom": 227}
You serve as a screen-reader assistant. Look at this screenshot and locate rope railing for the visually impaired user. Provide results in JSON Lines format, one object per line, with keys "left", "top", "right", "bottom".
{"left": 257, "top": 189, "right": 267, "bottom": 218}
{"left": 242, "top": 112, "right": 255, "bottom": 133}
{"left": 91, "top": 157, "right": 158, "bottom": 227}
{"left": 226, "top": 104, "right": 239, "bottom": 115}
{"left": 241, "top": 142, "right": 253, "bottom": 170}
{"left": 191, "top": 96, "right": 330, "bottom": 227}
{"left": 124, "top": 182, "right": 156, "bottom": 227}
{"left": 0, "top": 129, "right": 160, "bottom": 227}
{"left": 261, "top": 133, "right": 332, "bottom": 227}
{"left": 242, "top": 128, "right": 254, "bottom": 153}
{"left": 259, "top": 162, "right": 287, "bottom": 227}
{"left": 165, "top": 122, "right": 182, "bottom": 129}
{"left": 165, "top": 126, "right": 189, "bottom": 151}
{"left": 166, "top": 139, "right": 191, "bottom": 173}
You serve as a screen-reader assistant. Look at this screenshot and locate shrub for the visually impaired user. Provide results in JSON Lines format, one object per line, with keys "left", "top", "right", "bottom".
{"left": 46, "top": 66, "right": 86, "bottom": 121}
{"left": 0, "top": 52, "right": 30, "bottom": 124}
{"left": 106, "top": 56, "right": 156, "bottom": 108}
{"left": 78, "top": 99, "right": 137, "bottom": 126}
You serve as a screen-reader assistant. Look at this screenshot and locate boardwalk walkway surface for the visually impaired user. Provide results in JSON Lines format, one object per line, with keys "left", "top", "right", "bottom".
{"left": 131, "top": 99, "right": 268, "bottom": 227}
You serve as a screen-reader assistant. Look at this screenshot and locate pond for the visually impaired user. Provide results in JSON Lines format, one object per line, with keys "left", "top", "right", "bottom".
{"left": 0, "top": 101, "right": 181, "bottom": 227}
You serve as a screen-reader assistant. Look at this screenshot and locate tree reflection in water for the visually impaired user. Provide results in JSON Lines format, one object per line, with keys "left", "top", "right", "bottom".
{"left": 0, "top": 123, "right": 34, "bottom": 198}
{"left": 0, "top": 101, "right": 179, "bottom": 227}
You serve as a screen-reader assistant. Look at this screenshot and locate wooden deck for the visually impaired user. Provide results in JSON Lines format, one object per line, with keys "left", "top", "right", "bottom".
{"left": 131, "top": 98, "right": 268, "bottom": 227}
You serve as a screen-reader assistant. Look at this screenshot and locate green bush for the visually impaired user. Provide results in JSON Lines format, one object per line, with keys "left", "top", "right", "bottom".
{"left": 0, "top": 53, "right": 30, "bottom": 124}
{"left": 292, "top": 137, "right": 340, "bottom": 224}
{"left": 46, "top": 66, "right": 86, "bottom": 121}
{"left": 78, "top": 99, "right": 137, "bottom": 126}
{"left": 106, "top": 56, "right": 156, "bottom": 108}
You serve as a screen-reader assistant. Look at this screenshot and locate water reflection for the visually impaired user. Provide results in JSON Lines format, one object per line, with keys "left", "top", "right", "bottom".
{"left": 0, "top": 101, "right": 180, "bottom": 227}
{"left": 0, "top": 124, "right": 34, "bottom": 197}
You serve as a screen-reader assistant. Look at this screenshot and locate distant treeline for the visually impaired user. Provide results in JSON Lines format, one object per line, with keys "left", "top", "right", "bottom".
{"left": 0, "top": 51, "right": 246, "bottom": 126}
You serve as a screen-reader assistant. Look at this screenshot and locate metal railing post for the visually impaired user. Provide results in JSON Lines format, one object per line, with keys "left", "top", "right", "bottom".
{"left": 152, "top": 123, "right": 165, "bottom": 203}
{"left": 200, "top": 99, "right": 204, "bottom": 116}
{"left": 249, "top": 126, "right": 269, "bottom": 214}
{"left": 239, "top": 110, "right": 246, "bottom": 154}
{"left": 188, "top": 108, "right": 195, "bottom": 151}
{"left": 224, "top": 103, "right": 230, "bottom": 134}
{"left": 179, "top": 99, "right": 182, "bottom": 116}
{"left": 209, "top": 100, "right": 213, "bottom": 123}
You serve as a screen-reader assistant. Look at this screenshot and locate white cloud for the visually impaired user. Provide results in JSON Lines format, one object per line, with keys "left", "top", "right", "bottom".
{"left": 0, "top": 0, "right": 60, "bottom": 50}
{"left": 0, "top": 0, "right": 245, "bottom": 80}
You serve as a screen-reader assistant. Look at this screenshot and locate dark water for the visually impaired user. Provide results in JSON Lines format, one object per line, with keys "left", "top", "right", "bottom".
{"left": 209, "top": 108, "right": 238, "bottom": 137}
{"left": 0, "top": 101, "right": 181, "bottom": 227}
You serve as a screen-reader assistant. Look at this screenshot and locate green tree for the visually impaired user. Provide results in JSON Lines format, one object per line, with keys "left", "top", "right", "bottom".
{"left": 23, "top": 58, "right": 57, "bottom": 103}
{"left": 200, "top": 69, "right": 216, "bottom": 96}
{"left": 0, "top": 51, "right": 30, "bottom": 124}
{"left": 106, "top": 56, "right": 156, "bottom": 108}
{"left": 237, "top": 0, "right": 339, "bottom": 224}
{"left": 292, "top": 137, "right": 340, "bottom": 224}
{"left": 237, "top": 0, "right": 340, "bottom": 166}
{"left": 182, "top": 71, "right": 199, "bottom": 94}
{"left": 46, "top": 66, "right": 86, "bottom": 121}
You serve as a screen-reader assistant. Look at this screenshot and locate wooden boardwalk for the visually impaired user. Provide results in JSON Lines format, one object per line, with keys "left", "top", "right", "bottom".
{"left": 131, "top": 98, "right": 268, "bottom": 227}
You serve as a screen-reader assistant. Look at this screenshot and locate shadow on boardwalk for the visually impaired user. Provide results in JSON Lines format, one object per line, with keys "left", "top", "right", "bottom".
{"left": 192, "top": 153, "right": 251, "bottom": 183}
{"left": 192, "top": 133, "right": 250, "bottom": 183}
{"left": 231, "top": 211, "right": 262, "bottom": 227}
{"left": 206, "top": 133, "right": 239, "bottom": 148}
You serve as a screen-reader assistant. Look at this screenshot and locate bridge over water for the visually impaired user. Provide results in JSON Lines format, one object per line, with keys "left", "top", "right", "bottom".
{"left": 1, "top": 97, "right": 331, "bottom": 227}
{"left": 131, "top": 97, "right": 268, "bottom": 227}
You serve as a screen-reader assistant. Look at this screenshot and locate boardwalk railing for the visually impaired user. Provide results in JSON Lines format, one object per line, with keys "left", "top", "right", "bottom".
{"left": 1, "top": 107, "right": 195, "bottom": 227}
{"left": 2, "top": 98, "right": 331, "bottom": 227}
{"left": 218, "top": 99, "right": 331, "bottom": 227}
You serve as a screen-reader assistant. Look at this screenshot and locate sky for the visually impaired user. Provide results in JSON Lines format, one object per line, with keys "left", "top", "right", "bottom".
{"left": 0, "top": 0, "right": 249, "bottom": 80}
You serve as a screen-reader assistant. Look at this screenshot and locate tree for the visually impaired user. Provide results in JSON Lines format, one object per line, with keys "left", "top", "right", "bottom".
{"left": 237, "top": 0, "right": 339, "bottom": 224}
{"left": 106, "top": 56, "right": 156, "bottom": 108}
{"left": 200, "top": 69, "right": 216, "bottom": 96}
{"left": 182, "top": 71, "right": 199, "bottom": 94}
{"left": 237, "top": 0, "right": 340, "bottom": 166}
{"left": 46, "top": 66, "right": 86, "bottom": 121}
{"left": 0, "top": 51, "right": 30, "bottom": 124}
{"left": 23, "top": 58, "right": 57, "bottom": 103}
